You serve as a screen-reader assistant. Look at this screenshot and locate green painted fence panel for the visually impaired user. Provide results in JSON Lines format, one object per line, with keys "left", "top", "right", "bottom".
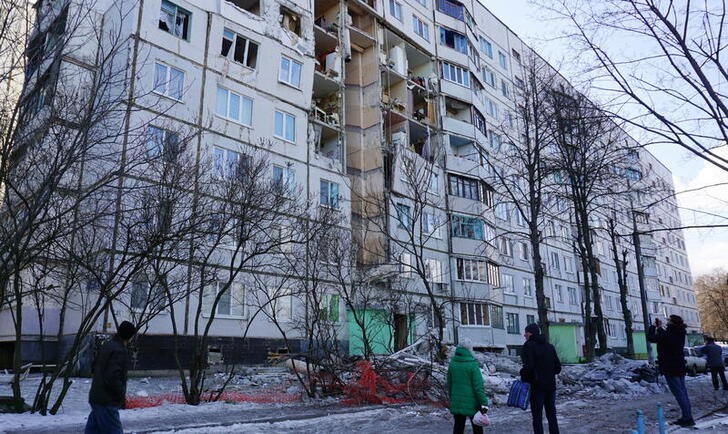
{"left": 549, "top": 324, "right": 579, "bottom": 364}
{"left": 347, "top": 309, "right": 392, "bottom": 356}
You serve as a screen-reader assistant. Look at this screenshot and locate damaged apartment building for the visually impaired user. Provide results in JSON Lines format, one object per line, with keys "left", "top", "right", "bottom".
{"left": 2, "top": 0, "right": 700, "bottom": 369}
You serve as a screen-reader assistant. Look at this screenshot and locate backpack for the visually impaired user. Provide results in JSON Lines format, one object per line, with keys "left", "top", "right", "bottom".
{"left": 507, "top": 380, "right": 530, "bottom": 410}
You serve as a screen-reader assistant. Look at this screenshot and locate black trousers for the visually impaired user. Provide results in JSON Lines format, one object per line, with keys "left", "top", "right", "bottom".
{"left": 710, "top": 367, "right": 728, "bottom": 390}
{"left": 453, "top": 414, "right": 483, "bottom": 434}
{"left": 529, "top": 388, "right": 559, "bottom": 434}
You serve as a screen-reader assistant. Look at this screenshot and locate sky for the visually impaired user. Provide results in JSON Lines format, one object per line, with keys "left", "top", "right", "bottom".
{"left": 478, "top": 0, "right": 728, "bottom": 278}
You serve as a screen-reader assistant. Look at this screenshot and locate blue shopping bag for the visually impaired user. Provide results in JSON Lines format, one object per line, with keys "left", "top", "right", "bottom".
{"left": 507, "top": 380, "right": 530, "bottom": 410}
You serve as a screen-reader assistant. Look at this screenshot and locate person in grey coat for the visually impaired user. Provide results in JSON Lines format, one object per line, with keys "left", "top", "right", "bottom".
{"left": 697, "top": 336, "right": 727, "bottom": 391}
{"left": 85, "top": 321, "right": 136, "bottom": 434}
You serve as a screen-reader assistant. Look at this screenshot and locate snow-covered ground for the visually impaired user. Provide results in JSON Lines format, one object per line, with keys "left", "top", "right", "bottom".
{"left": 0, "top": 356, "right": 727, "bottom": 433}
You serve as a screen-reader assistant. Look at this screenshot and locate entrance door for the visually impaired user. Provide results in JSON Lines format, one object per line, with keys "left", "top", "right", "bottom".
{"left": 394, "top": 314, "right": 409, "bottom": 351}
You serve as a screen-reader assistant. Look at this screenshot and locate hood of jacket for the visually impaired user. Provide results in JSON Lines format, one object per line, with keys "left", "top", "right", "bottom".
{"left": 451, "top": 346, "right": 476, "bottom": 363}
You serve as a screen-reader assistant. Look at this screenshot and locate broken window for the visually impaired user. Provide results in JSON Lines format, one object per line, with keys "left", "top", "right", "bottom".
{"left": 226, "top": 0, "right": 260, "bottom": 15}
{"left": 159, "top": 0, "right": 190, "bottom": 40}
{"left": 221, "top": 28, "right": 258, "bottom": 68}
{"left": 280, "top": 7, "right": 301, "bottom": 36}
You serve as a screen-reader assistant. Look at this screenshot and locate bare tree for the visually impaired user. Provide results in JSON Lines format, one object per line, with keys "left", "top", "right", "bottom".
{"left": 606, "top": 214, "right": 635, "bottom": 356}
{"left": 373, "top": 142, "right": 451, "bottom": 360}
{"left": 545, "top": 0, "right": 728, "bottom": 172}
{"left": 482, "top": 53, "right": 560, "bottom": 336}
{"left": 695, "top": 269, "right": 728, "bottom": 341}
{"left": 549, "top": 89, "right": 631, "bottom": 359}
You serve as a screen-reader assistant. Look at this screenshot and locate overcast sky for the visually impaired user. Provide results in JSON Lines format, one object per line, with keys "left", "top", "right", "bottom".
{"left": 477, "top": 0, "right": 728, "bottom": 277}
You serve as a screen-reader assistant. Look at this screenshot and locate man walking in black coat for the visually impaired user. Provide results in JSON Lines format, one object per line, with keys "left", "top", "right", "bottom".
{"left": 85, "top": 321, "right": 136, "bottom": 434}
{"left": 647, "top": 315, "right": 694, "bottom": 427}
{"left": 697, "top": 336, "right": 728, "bottom": 391}
{"left": 521, "top": 323, "right": 562, "bottom": 434}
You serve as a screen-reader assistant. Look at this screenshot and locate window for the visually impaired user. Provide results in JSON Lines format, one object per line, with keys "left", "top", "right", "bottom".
{"left": 515, "top": 209, "right": 526, "bottom": 227}
{"left": 416, "top": 0, "right": 428, "bottom": 6}
{"left": 274, "top": 110, "right": 296, "bottom": 142}
{"left": 441, "top": 62, "right": 470, "bottom": 87}
{"left": 268, "top": 288, "right": 292, "bottom": 321}
{"left": 439, "top": 27, "right": 468, "bottom": 54}
{"left": 487, "top": 262, "right": 500, "bottom": 286}
{"left": 482, "top": 66, "right": 495, "bottom": 87}
{"left": 526, "top": 314, "right": 535, "bottom": 326}
{"left": 423, "top": 212, "right": 442, "bottom": 238}
{"left": 153, "top": 63, "right": 184, "bottom": 100}
{"left": 486, "top": 98, "right": 499, "bottom": 118}
{"left": 279, "top": 56, "right": 302, "bottom": 88}
{"left": 205, "top": 281, "right": 245, "bottom": 317}
{"left": 438, "top": 0, "right": 465, "bottom": 20}
{"left": 506, "top": 312, "right": 520, "bottom": 334}
{"left": 389, "top": 0, "right": 402, "bottom": 21}
{"left": 500, "top": 79, "right": 510, "bottom": 99}
{"left": 451, "top": 215, "right": 484, "bottom": 240}
{"left": 512, "top": 49, "right": 521, "bottom": 63}
{"left": 471, "top": 108, "right": 487, "bottom": 136}
{"left": 396, "top": 203, "right": 412, "bottom": 228}
{"left": 502, "top": 274, "right": 514, "bottom": 293}
{"left": 279, "top": 7, "right": 301, "bottom": 35}
{"left": 460, "top": 302, "right": 490, "bottom": 326}
{"left": 145, "top": 126, "right": 179, "bottom": 158}
{"left": 412, "top": 15, "right": 429, "bottom": 41}
{"left": 130, "top": 281, "right": 149, "bottom": 311}
{"left": 550, "top": 252, "right": 560, "bottom": 270}
{"left": 320, "top": 179, "right": 340, "bottom": 208}
{"left": 159, "top": 0, "right": 190, "bottom": 40}
{"left": 319, "top": 294, "right": 340, "bottom": 322}
{"left": 424, "top": 259, "right": 443, "bottom": 282}
{"left": 555, "top": 284, "right": 563, "bottom": 303}
{"left": 456, "top": 257, "right": 487, "bottom": 282}
{"left": 479, "top": 37, "right": 493, "bottom": 58}
{"left": 563, "top": 255, "right": 573, "bottom": 273}
{"left": 213, "top": 146, "right": 244, "bottom": 179}
{"left": 495, "top": 203, "right": 509, "bottom": 221}
{"left": 448, "top": 174, "right": 492, "bottom": 205}
{"left": 523, "top": 278, "right": 533, "bottom": 297}
{"left": 429, "top": 172, "right": 439, "bottom": 193}
{"left": 215, "top": 86, "right": 253, "bottom": 125}
{"left": 568, "top": 287, "right": 578, "bottom": 305}
{"left": 517, "top": 241, "right": 529, "bottom": 261}
{"left": 221, "top": 28, "right": 258, "bottom": 68}
{"left": 272, "top": 164, "right": 296, "bottom": 195}
{"left": 269, "top": 224, "right": 292, "bottom": 253}
{"left": 484, "top": 223, "right": 496, "bottom": 244}
{"left": 400, "top": 252, "right": 413, "bottom": 277}
{"left": 499, "top": 237, "right": 513, "bottom": 257}
{"left": 498, "top": 51, "right": 508, "bottom": 70}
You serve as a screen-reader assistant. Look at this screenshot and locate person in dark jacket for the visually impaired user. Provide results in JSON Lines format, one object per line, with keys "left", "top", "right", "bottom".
{"left": 697, "top": 336, "right": 728, "bottom": 391}
{"left": 447, "top": 344, "right": 489, "bottom": 434}
{"left": 85, "top": 321, "right": 136, "bottom": 434}
{"left": 521, "top": 323, "right": 561, "bottom": 434}
{"left": 647, "top": 315, "right": 694, "bottom": 427}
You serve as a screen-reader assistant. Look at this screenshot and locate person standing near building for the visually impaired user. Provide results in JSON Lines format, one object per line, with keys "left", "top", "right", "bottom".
{"left": 521, "top": 323, "right": 561, "bottom": 434}
{"left": 697, "top": 336, "right": 728, "bottom": 391}
{"left": 647, "top": 315, "right": 694, "bottom": 427}
{"left": 85, "top": 321, "right": 137, "bottom": 434}
{"left": 447, "top": 342, "right": 489, "bottom": 434}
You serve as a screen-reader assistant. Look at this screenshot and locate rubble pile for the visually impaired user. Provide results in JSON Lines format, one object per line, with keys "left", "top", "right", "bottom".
{"left": 558, "top": 353, "right": 666, "bottom": 399}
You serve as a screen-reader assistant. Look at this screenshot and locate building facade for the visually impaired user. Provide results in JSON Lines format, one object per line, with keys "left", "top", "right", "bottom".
{"left": 2, "top": 0, "right": 699, "bottom": 368}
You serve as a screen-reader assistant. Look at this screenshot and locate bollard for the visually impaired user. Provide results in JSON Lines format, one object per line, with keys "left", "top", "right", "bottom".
{"left": 636, "top": 410, "right": 645, "bottom": 434}
{"left": 656, "top": 403, "right": 666, "bottom": 434}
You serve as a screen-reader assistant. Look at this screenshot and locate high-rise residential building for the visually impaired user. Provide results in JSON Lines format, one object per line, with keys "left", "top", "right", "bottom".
{"left": 3, "top": 0, "right": 699, "bottom": 368}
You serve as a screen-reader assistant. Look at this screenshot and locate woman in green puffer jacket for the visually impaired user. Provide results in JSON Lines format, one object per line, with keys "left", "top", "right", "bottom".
{"left": 447, "top": 345, "right": 489, "bottom": 434}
